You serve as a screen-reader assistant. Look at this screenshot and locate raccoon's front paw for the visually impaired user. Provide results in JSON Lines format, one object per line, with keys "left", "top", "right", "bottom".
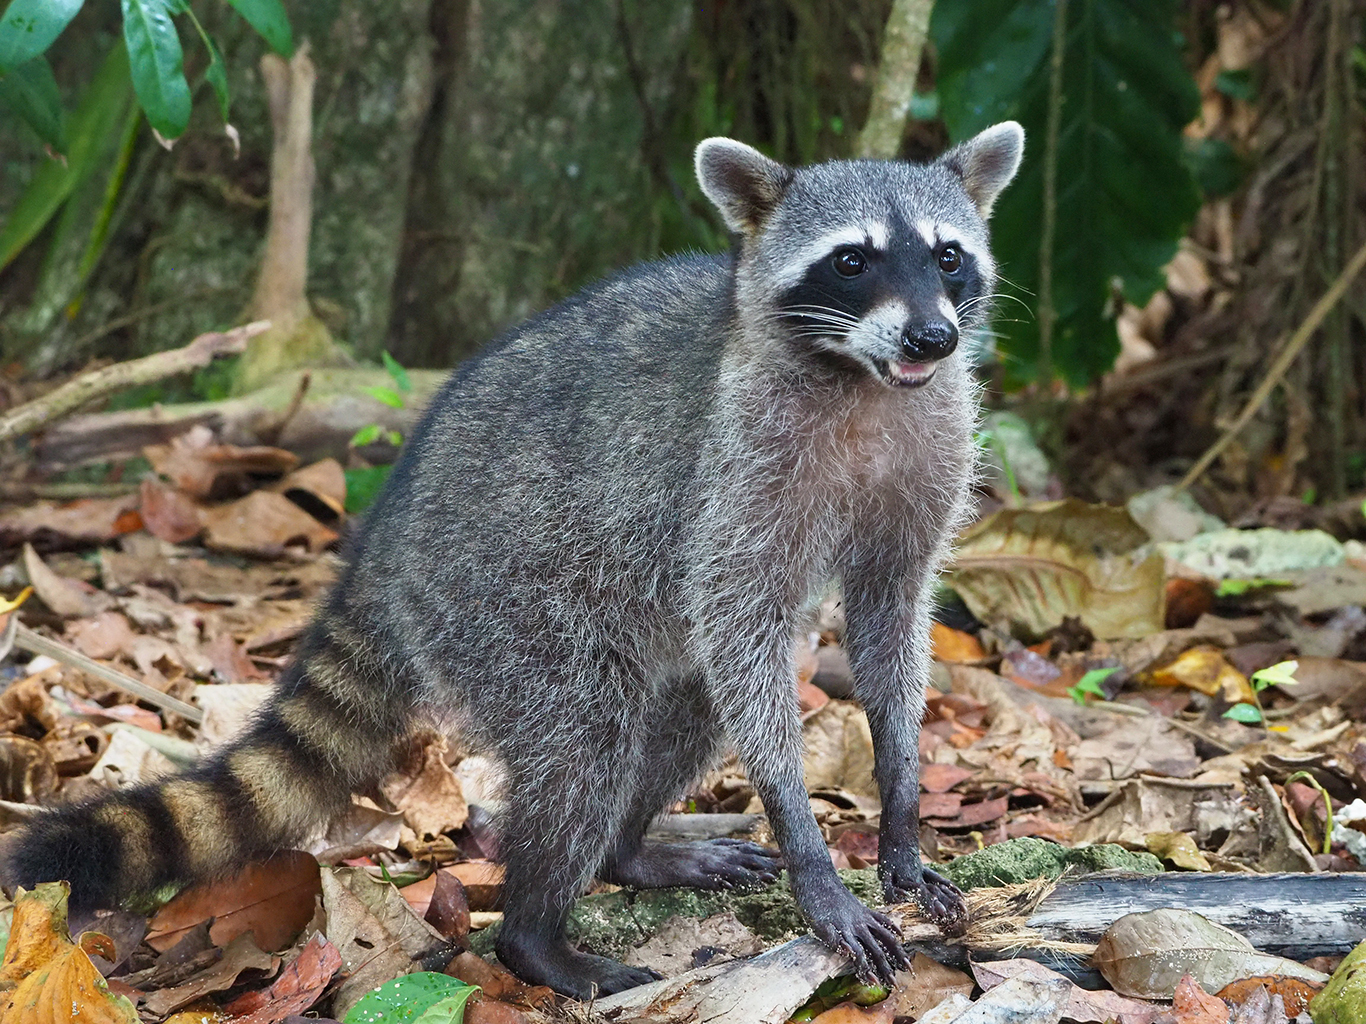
{"left": 805, "top": 886, "right": 910, "bottom": 987}
{"left": 882, "top": 862, "right": 966, "bottom": 937}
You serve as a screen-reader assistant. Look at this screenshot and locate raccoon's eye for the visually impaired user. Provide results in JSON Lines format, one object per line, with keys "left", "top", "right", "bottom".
{"left": 832, "top": 248, "right": 867, "bottom": 278}
{"left": 938, "top": 245, "right": 963, "bottom": 274}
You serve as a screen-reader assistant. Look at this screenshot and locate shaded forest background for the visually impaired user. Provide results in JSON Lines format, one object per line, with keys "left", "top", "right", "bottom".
{"left": 0, "top": 0, "right": 1364, "bottom": 514}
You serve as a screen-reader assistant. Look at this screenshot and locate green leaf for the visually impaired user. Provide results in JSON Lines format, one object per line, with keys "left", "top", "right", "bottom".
{"left": 0, "top": 55, "right": 65, "bottom": 150}
{"left": 350, "top": 423, "right": 383, "bottom": 447}
{"left": 933, "top": 0, "right": 1202, "bottom": 385}
{"left": 1214, "top": 577, "right": 1292, "bottom": 598}
{"left": 363, "top": 385, "right": 406, "bottom": 409}
{"left": 0, "top": 44, "right": 133, "bottom": 272}
{"left": 0, "top": 0, "right": 84, "bottom": 74}
{"left": 344, "top": 464, "right": 393, "bottom": 513}
{"left": 225, "top": 0, "right": 294, "bottom": 56}
{"left": 121, "top": 0, "right": 192, "bottom": 139}
{"left": 343, "top": 971, "right": 478, "bottom": 1024}
{"left": 1251, "top": 659, "right": 1299, "bottom": 692}
{"left": 1068, "top": 665, "right": 1120, "bottom": 703}
{"left": 382, "top": 350, "right": 412, "bottom": 392}
{"left": 1222, "top": 702, "right": 1263, "bottom": 724}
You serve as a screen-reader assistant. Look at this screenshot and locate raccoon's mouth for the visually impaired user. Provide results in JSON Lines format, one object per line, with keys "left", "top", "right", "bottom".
{"left": 882, "top": 359, "right": 937, "bottom": 388}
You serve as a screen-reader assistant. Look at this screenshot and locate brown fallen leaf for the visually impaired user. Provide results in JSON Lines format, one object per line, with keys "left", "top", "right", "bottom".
{"left": 919, "top": 792, "right": 963, "bottom": 819}
{"left": 199, "top": 490, "right": 338, "bottom": 557}
{"left": 382, "top": 735, "right": 469, "bottom": 840}
{"left": 400, "top": 870, "right": 471, "bottom": 944}
{"left": 0, "top": 884, "right": 138, "bottom": 1024}
{"left": 801, "top": 699, "right": 877, "bottom": 797}
{"left": 948, "top": 499, "right": 1166, "bottom": 641}
{"left": 145, "top": 426, "right": 299, "bottom": 499}
{"left": 321, "top": 867, "right": 449, "bottom": 1019}
{"left": 1000, "top": 646, "right": 1068, "bottom": 697}
{"left": 1165, "top": 973, "right": 1231, "bottom": 1024}
{"left": 139, "top": 477, "right": 203, "bottom": 544}
{"left": 0, "top": 736, "right": 57, "bottom": 804}
{"left": 1094, "top": 909, "right": 1327, "bottom": 1000}
{"left": 974, "top": 956, "right": 1162, "bottom": 1024}
{"left": 445, "top": 861, "right": 506, "bottom": 912}
{"left": 463, "top": 998, "right": 532, "bottom": 1023}
{"left": 65, "top": 611, "right": 137, "bottom": 661}
{"left": 0, "top": 676, "right": 57, "bottom": 734}
{"left": 445, "top": 951, "right": 554, "bottom": 1010}
{"left": 920, "top": 763, "right": 974, "bottom": 793}
{"left": 145, "top": 851, "right": 321, "bottom": 953}
{"left": 1217, "top": 976, "right": 1318, "bottom": 1018}
{"left": 272, "top": 459, "right": 347, "bottom": 521}
{"left": 926, "top": 795, "right": 1008, "bottom": 829}
{"left": 809, "top": 1000, "right": 897, "bottom": 1023}
{"left": 203, "top": 633, "right": 269, "bottom": 684}
{"left": 140, "top": 932, "right": 280, "bottom": 1016}
{"left": 219, "top": 933, "right": 343, "bottom": 1023}
{"left": 23, "top": 543, "right": 106, "bottom": 618}
{"left": 930, "top": 622, "right": 987, "bottom": 663}
{"left": 1146, "top": 831, "right": 1213, "bottom": 871}
{"left": 0, "top": 495, "right": 141, "bottom": 546}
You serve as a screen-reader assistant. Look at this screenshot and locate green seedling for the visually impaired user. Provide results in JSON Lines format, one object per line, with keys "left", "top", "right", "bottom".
{"left": 1223, "top": 659, "right": 1298, "bottom": 724}
{"left": 1068, "top": 666, "right": 1119, "bottom": 705}
{"left": 351, "top": 350, "right": 412, "bottom": 449}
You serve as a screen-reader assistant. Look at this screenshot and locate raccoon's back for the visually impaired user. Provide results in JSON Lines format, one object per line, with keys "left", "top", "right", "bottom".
{"left": 338, "top": 254, "right": 736, "bottom": 684}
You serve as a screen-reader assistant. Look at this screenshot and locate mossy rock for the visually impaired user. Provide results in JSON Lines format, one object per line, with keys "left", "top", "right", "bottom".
{"left": 942, "top": 837, "right": 1163, "bottom": 891}
{"left": 1311, "top": 937, "right": 1366, "bottom": 1024}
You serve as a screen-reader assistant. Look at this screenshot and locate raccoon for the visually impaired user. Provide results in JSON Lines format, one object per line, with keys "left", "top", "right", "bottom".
{"left": 3, "top": 122, "right": 1023, "bottom": 998}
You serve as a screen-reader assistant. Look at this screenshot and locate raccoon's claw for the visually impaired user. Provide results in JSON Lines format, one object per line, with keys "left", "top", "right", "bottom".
{"left": 883, "top": 864, "right": 967, "bottom": 937}
{"left": 806, "top": 888, "right": 910, "bottom": 988}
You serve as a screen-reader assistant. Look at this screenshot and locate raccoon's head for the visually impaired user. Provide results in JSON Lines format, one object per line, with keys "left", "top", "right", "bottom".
{"left": 695, "top": 123, "right": 1023, "bottom": 389}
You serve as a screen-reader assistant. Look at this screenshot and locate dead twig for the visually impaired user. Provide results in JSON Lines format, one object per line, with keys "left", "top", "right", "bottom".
{"left": 0, "top": 322, "right": 269, "bottom": 445}
{"left": 14, "top": 623, "right": 204, "bottom": 724}
{"left": 1176, "top": 234, "right": 1366, "bottom": 493}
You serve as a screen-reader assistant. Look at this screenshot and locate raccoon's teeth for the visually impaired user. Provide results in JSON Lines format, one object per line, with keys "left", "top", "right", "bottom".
{"left": 887, "top": 360, "right": 936, "bottom": 386}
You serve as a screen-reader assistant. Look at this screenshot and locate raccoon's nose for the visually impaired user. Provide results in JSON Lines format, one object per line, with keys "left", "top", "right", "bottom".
{"left": 900, "top": 321, "right": 958, "bottom": 361}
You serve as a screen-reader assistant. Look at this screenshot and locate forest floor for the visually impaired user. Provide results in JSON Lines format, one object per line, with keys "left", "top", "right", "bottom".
{"left": 0, "top": 406, "right": 1362, "bottom": 1023}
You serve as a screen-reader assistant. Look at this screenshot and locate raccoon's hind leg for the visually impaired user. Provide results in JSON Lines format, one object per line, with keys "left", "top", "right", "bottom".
{"left": 599, "top": 677, "right": 781, "bottom": 891}
{"left": 492, "top": 672, "right": 660, "bottom": 999}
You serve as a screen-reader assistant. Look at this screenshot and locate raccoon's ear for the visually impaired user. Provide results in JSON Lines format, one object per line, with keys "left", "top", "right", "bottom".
{"left": 695, "top": 138, "right": 794, "bottom": 236}
{"left": 940, "top": 121, "right": 1024, "bottom": 219}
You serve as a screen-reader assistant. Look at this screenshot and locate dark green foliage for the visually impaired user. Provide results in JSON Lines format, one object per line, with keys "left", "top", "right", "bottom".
{"left": 121, "top": 0, "right": 192, "bottom": 139}
{"left": 0, "top": 0, "right": 291, "bottom": 150}
{"left": 0, "top": 0, "right": 84, "bottom": 73}
{"left": 933, "top": 0, "right": 1202, "bottom": 385}
{"left": 0, "top": 56, "right": 64, "bottom": 150}
{"left": 345, "top": 465, "right": 394, "bottom": 514}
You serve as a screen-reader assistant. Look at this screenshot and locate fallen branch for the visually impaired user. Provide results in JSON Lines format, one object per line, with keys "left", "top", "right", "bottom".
{"left": 1177, "top": 234, "right": 1366, "bottom": 492}
{"left": 0, "top": 322, "right": 269, "bottom": 445}
{"left": 33, "top": 366, "right": 447, "bottom": 472}
{"left": 15, "top": 623, "right": 203, "bottom": 724}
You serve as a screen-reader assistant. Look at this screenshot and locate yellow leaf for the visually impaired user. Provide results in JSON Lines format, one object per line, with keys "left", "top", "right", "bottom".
{"left": 1149, "top": 645, "right": 1254, "bottom": 702}
{"left": 0, "top": 884, "right": 137, "bottom": 1024}
{"left": 0, "top": 586, "right": 32, "bottom": 616}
